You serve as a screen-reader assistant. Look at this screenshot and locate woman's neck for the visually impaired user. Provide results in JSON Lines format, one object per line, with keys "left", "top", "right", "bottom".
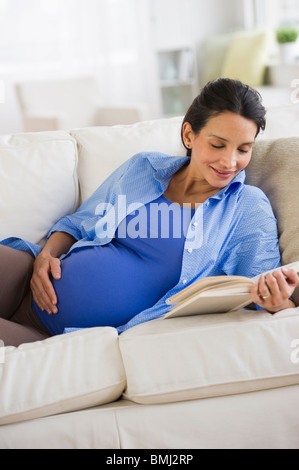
{"left": 164, "top": 164, "right": 219, "bottom": 207}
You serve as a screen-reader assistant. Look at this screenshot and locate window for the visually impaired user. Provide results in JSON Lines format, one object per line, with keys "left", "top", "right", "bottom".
{"left": 244, "top": 0, "right": 299, "bottom": 28}
{"left": 263, "top": 0, "right": 299, "bottom": 28}
{"left": 0, "top": 0, "right": 156, "bottom": 105}
{"left": 0, "top": 0, "right": 144, "bottom": 69}
{"left": 242, "top": 0, "right": 299, "bottom": 61}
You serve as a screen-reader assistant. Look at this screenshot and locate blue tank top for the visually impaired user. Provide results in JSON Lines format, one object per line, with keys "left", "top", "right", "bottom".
{"left": 32, "top": 195, "right": 195, "bottom": 335}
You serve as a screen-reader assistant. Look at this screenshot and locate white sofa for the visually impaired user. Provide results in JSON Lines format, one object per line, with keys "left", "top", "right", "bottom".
{"left": 0, "top": 105, "right": 299, "bottom": 449}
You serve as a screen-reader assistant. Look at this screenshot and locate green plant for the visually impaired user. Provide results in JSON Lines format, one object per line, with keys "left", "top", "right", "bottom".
{"left": 276, "top": 27, "right": 298, "bottom": 44}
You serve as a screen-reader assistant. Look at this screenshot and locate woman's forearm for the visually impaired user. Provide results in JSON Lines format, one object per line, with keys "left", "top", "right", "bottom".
{"left": 39, "top": 231, "right": 77, "bottom": 260}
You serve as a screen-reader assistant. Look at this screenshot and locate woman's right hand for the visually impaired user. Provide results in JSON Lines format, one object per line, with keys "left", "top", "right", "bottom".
{"left": 30, "top": 254, "right": 62, "bottom": 314}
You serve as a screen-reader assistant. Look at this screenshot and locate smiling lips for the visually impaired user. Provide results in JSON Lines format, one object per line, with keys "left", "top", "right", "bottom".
{"left": 211, "top": 167, "right": 235, "bottom": 179}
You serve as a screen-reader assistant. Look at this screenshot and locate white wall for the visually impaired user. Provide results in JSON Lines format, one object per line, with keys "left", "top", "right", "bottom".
{"left": 151, "top": 0, "right": 243, "bottom": 50}
{"left": 0, "top": 0, "right": 244, "bottom": 134}
{"left": 152, "top": 0, "right": 244, "bottom": 84}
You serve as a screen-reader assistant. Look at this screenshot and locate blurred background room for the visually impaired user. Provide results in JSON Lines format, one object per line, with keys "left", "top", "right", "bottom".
{"left": 0, "top": 0, "right": 298, "bottom": 134}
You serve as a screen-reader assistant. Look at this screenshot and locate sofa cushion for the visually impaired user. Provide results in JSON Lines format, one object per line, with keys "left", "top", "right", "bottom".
{"left": 119, "top": 309, "right": 299, "bottom": 405}
{"left": 246, "top": 137, "right": 299, "bottom": 305}
{"left": 0, "top": 131, "right": 79, "bottom": 244}
{"left": 0, "top": 327, "right": 126, "bottom": 425}
{"left": 71, "top": 117, "right": 184, "bottom": 203}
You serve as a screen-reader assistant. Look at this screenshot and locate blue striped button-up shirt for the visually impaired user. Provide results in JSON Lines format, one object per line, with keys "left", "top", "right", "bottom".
{"left": 1, "top": 152, "right": 281, "bottom": 333}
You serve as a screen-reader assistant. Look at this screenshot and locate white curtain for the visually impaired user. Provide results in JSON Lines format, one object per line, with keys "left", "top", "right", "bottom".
{"left": 263, "top": 0, "right": 299, "bottom": 27}
{"left": 0, "top": 0, "right": 158, "bottom": 112}
{"left": 242, "top": 0, "right": 299, "bottom": 29}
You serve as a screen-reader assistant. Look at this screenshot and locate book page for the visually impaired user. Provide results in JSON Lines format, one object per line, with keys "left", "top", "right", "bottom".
{"left": 166, "top": 276, "right": 253, "bottom": 306}
{"left": 164, "top": 292, "right": 252, "bottom": 319}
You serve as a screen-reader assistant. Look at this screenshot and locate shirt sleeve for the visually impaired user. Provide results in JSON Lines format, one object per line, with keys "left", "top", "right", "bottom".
{"left": 220, "top": 187, "right": 281, "bottom": 279}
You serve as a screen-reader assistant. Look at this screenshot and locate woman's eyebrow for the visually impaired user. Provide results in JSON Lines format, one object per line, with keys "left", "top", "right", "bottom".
{"left": 209, "top": 134, "right": 229, "bottom": 142}
{"left": 209, "top": 134, "right": 255, "bottom": 145}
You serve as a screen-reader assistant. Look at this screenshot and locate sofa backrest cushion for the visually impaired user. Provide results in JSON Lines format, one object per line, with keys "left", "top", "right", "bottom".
{"left": 0, "top": 131, "right": 79, "bottom": 244}
{"left": 247, "top": 137, "right": 299, "bottom": 304}
{"left": 71, "top": 116, "right": 184, "bottom": 203}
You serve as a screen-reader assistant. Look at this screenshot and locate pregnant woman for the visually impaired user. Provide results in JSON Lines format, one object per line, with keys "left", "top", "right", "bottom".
{"left": 1, "top": 78, "right": 298, "bottom": 347}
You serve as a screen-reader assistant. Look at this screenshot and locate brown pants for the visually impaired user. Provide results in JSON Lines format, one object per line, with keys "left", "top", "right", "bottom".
{"left": 0, "top": 245, "right": 51, "bottom": 347}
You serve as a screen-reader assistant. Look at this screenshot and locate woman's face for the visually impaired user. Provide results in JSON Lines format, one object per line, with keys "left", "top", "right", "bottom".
{"left": 183, "top": 111, "right": 258, "bottom": 191}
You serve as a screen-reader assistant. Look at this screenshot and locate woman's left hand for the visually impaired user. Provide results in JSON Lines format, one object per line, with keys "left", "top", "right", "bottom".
{"left": 251, "top": 268, "right": 299, "bottom": 314}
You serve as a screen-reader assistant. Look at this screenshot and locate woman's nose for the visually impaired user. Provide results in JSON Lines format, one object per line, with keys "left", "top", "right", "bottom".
{"left": 220, "top": 151, "right": 237, "bottom": 169}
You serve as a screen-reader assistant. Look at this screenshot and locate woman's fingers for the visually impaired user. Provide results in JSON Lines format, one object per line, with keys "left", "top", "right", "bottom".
{"left": 32, "top": 276, "right": 57, "bottom": 314}
{"left": 30, "top": 256, "right": 61, "bottom": 314}
{"left": 50, "top": 257, "right": 61, "bottom": 281}
{"left": 31, "top": 273, "right": 57, "bottom": 314}
{"left": 281, "top": 268, "right": 299, "bottom": 288}
{"left": 257, "top": 274, "right": 271, "bottom": 300}
{"left": 251, "top": 269, "right": 299, "bottom": 313}
{"left": 265, "top": 272, "right": 286, "bottom": 305}
{"left": 31, "top": 283, "right": 54, "bottom": 314}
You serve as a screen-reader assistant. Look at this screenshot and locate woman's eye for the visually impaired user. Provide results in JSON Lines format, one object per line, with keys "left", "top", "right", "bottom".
{"left": 238, "top": 149, "right": 249, "bottom": 154}
{"left": 211, "top": 144, "right": 224, "bottom": 149}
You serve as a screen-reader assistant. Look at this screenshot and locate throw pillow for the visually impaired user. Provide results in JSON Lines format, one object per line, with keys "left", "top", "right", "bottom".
{"left": 221, "top": 30, "right": 271, "bottom": 87}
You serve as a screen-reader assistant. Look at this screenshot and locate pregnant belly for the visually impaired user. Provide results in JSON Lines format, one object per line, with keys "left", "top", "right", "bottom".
{"left": 32, "top": 243, "right": 173, "bottom": 335}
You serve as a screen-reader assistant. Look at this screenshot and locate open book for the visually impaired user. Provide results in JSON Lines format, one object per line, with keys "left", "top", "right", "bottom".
{"left": 164, "top": 261, "right": 299, "bottom": 319}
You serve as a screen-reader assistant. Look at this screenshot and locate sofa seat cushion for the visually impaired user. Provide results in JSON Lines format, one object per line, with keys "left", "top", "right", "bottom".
{"left": 0, "top": 327, "right": 126, "bottom": 425}
{"left": 119, "top": 308, "right": 299, "bottom": 405}
{"left": 0, "top": 131, "right": 79, "bottom": 244}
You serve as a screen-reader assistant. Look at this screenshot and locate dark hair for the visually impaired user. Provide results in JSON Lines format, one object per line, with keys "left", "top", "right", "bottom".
{"left": 182, "top": 78, "right": 266, "bottom": 156}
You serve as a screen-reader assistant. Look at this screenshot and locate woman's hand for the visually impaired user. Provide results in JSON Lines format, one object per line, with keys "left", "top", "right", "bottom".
{"left": 251, "top": 268, "right": 299, "bottom": 314}
{"left": 30, "top": 254, "right": 61, "bottom": 315}
{"left": 29, "top": 231, "right": 75, "bottom": 314}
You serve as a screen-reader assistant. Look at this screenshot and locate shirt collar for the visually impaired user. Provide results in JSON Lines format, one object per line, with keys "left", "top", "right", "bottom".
{"left": 148, "top": 153, "right": 190, "bottom": 190}
{"left": 209, "top": 170, "right": 246, "bottom": 200}
{"left": 148, "top": 153, "right": 246, "bottom": 198}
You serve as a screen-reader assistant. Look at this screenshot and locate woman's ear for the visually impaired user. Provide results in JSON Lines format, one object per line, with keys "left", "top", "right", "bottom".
{"left": 182, "top": 122, "right": 194, "bottom": 149}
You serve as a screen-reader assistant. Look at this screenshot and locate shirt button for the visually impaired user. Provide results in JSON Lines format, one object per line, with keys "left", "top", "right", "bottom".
{"left": 193, "top": 222, "right": 198, "bottom": 227}
{"left": 188, "top": 248, "right": 193, "bottom": 254}
{"left": 182, "top": 280, "right": 187, "bottom": 285}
